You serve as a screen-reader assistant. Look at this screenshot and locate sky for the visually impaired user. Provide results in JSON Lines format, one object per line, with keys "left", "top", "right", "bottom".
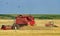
{"left": 0, "top": 0, "right": 60, "bottom": 14}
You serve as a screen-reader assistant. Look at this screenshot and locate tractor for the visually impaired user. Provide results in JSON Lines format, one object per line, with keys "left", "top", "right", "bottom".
{"left": 45, "top": 21, "right": 58, "bottom": 27}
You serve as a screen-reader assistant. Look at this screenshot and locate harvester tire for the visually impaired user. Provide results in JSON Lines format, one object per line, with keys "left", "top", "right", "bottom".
{"left": 11, "top": 24, "right": 20, "bottom": 30}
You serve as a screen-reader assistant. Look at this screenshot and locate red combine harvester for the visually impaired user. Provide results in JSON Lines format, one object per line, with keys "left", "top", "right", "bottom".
{"left": 1, "top": 15, "right": 35, "bottom": 30}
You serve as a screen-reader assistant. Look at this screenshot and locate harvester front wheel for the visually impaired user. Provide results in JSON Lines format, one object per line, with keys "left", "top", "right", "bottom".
{"left": 11, "top": 24, "right": 20, "bottom": 30}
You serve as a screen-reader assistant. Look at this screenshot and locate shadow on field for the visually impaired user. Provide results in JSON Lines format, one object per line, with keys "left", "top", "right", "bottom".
{"left": 18, "top": 26, "right": 54, "bottom": 30}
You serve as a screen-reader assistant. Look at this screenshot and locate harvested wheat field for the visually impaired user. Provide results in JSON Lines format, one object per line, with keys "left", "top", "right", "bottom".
{"left": 0, "top": 19, "right": 60, "bottom": 36}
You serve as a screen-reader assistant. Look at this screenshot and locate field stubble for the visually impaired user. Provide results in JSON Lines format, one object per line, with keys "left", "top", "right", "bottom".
{"left": 0, "top": 19, "right": 60, "bottom": 36}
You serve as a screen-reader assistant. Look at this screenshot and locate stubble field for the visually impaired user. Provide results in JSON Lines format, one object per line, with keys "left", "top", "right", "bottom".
{"left": 0, "top": 19, "right": 60, "bottom": 36}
